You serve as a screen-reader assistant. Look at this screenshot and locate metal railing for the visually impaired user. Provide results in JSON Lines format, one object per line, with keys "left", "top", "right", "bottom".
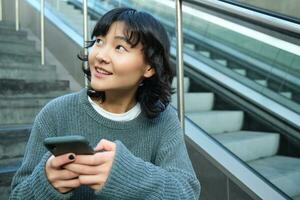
{"left": 185, "top": 0, "right": 300, "bottom": 37}
{"left": 0, "top": 0, "right": 2, "bottom": 21}
{"left": 40, "top": 0, "right": 45, "bottom": 65}
{"left": 15, "top": 0, "right": 19, "bottom": 31}
{"left": 175, "top": 0, "right": 185, "bottom": 129}
{"left": 83, "top": 0, "right": 88, "bottom": 87}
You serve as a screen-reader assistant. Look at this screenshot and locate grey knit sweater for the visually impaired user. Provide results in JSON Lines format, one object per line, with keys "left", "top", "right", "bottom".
{"left": 10, "top": 89, "right": 200, "bottom": 200}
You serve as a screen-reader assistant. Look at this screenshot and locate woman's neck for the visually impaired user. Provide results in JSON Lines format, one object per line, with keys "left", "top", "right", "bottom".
{"left": 92, "top": 89, "right": 137, "bottom": 114}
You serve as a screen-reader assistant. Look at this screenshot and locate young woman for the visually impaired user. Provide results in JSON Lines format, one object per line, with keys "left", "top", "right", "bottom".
{"left": 10, "top": 7, "right": 200, "bottom": 199}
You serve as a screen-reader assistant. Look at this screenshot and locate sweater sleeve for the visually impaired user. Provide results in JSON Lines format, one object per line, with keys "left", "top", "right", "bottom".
{"left": 9, "top": 114, "right": 73, "bottom": 200}
{"left": 96, "top": 128, "right": 201, "bottom": 199}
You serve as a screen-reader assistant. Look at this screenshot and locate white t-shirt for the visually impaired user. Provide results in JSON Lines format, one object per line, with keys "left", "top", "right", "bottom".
{"left": 88, "top": 97, "right": 141, "bottom": 121}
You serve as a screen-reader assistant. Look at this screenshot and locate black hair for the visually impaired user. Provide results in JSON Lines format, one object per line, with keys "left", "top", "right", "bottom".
{"left": 78, "top": 7, "right": 173, "bottom": 118}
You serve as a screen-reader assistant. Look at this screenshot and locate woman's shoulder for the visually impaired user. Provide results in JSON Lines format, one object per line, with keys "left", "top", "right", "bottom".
{"left": 37, "top": 89, "right": 86, "bottom": 117}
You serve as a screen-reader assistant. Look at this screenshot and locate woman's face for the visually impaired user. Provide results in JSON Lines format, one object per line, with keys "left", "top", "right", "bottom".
{"left": 88, "top": 21, "right": 155, "bottom": 93}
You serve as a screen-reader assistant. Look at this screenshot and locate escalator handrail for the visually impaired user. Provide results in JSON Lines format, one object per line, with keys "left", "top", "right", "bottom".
{"left": 172, "top": 45, "right": 300, "bottom": 134}
{"left": 185, "top": 0, "right": 300, "bottom": 38}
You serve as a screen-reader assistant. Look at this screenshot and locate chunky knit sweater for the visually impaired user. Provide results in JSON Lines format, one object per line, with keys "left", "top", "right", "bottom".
{"left": 10, "top": 89, "right": 200, "bottom": 200}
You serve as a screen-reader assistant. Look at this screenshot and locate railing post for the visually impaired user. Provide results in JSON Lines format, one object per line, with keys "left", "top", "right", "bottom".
{"left": 41, "top": 0, "right": 45, "bottom": 65}
{"left": 56, "top": 0, "right": 60, "bottom": 11}
{"left": 83, "top": 0, "right": 88, "bottom": 87}
{"left": 15, "top": 0, "right": 19, "bottom": 31}
{"left": 0, "top": 0, "right": 2, "bottom": 21}
{"left": 175, "top": 0, "right": 185, "bottom": 130}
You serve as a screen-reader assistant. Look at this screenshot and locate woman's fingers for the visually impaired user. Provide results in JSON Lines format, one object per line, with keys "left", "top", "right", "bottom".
{"left": 52, "top": 179, "right": 81, "bottom": 191}
{"left": 64, "top": 163, "right": 100, "bottom": 175}
{"left": 49, "top": 153, "right": 76, "bottom": 169}
{"left": 79, "top": 174, "right": 106, "bottom": 185}
{"left": 48, "top": 168, "right": 79, "bottom": 181}
{"left": 72, "top": 151, "right": 114, "bottom": 166}
{"left": 95, "top": 139, "right": 116, "bottom": 152}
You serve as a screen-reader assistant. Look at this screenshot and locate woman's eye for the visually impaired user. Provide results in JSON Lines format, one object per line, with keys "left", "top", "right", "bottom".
{"left": 116, "top": 45, "right": 127, "bottom": 52}
{"left": 95, "top": 38, "right": 103, "bottom": 46}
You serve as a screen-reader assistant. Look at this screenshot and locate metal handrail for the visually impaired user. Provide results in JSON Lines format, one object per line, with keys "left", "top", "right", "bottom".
{"left": 185, "top": 0, "right": 300, "bottom": 37}
{"left": 40, "top": 0, "right": 45, "bottom": 65}
{"left": 0, "top": 0, "right": 2, "bottom": 21}
{"left": 15, "top": 0, "right": 19, "bottom": 31}
{"left": 175, "top": 0, "right": 185, "bottom": 129}
{"left": 157, "top": 0, "right": 300, "bottom": 57}
{"left": 83, "top": 0, "right": 88, "bottom": 87}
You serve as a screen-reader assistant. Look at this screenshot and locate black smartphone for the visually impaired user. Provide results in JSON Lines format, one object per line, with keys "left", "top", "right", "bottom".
{"left": 44, "top": 135, "right": 95, "bottom": 156}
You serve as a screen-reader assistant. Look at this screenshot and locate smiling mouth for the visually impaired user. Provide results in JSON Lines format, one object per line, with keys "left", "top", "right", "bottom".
{"left": 94, "top": 67, "right": 113, "bottom": 76}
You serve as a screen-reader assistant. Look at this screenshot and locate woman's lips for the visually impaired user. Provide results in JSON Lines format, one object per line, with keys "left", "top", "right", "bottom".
{"left": 94, "top": 67, "right": 113, "bottom": 78}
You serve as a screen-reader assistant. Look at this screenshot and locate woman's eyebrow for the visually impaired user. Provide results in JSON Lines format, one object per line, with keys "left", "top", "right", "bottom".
{"left": 114, "top": 36, "right": 131, "bottom": 44}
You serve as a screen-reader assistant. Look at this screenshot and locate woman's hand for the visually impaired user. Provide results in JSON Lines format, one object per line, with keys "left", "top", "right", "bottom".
{"left": 45, "top": 153, "right": 80, "bottom": 193}
{"left": 64, "top": 139, "right": 116, "bottom": 191}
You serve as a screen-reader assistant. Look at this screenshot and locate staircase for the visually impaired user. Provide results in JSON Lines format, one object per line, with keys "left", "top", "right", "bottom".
{"left": 0, "top": 21, "right": 71, "bottom": 199}
{"left": 171, "top": 77, "right": 300, "bottom": 199}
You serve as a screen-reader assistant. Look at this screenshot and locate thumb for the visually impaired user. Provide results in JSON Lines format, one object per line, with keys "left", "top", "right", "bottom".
{"left": 51, "top": 153, "right": 76, "bottom": 169}
{"left": 95, "top": 139, "right": 116, "bottom": 152}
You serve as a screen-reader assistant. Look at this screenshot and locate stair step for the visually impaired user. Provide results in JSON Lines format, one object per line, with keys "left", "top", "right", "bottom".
{"left": 0, "top": 158, "right": 22, "bottom": 199}
{"left": 233, "top": 69, "right": 247, "bottom": 76}
{"left": 0, "top": 28, "right": 27, "bottom": 38}
{"left": 0, "top": 42, "right": 37, "bottom": 55}
{"left": 172, "top": 77, "right": 190, "bottom": 92}
{"left": 249, "top": 156, "right": 300, "bottom": 197}
{"left": 0, "top": 63, "right": 57, "bottom": 81}
{"left": 0, "top": 51, "right": 41, "bottom": 64}
{"left": 0, "top": 96, "right": 57, "bottom": 108}
{"left": 0, "top": 79, "right": 69, "bottom": 95}
{"left": 171, "top": 92, "right": 214, "bottom": 112}
{"left": 0, "top": 125, "right": 31, "bottom": 159}
{"left": 186, "top": 111, "right": 244, "bottom": 134}
{"left": 214, "top": 59, "right": 227, "bottom": 66}
{"left": 214, "top": 131, "right": 279, "bottom": 162}
{"left": 0, "top": 21, "right": 15, "bottom": 28}
{"left": 198, "top": 51, "right": 210, "bottom": 57}
{"left": 0, "top": 107, "right": 42, "bottom": 125}
{"left": 0, "top": 37, "right": 35, "bottom": 46}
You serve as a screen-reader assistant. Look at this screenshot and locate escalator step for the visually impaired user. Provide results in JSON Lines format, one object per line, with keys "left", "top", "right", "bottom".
{"left": 249, "top": 156, "right": 300, "bottom": 198}
{"left": 186, "top": 111, "right": 244, "bottom": 134}
{"left": 214, "top": 131, "right": 279, "bottom": 162}
{"left": 171, "top": 92, "right": 214, "bottom": 112}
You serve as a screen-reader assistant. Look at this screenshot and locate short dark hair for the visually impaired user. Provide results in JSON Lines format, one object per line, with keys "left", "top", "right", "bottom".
{"left": 78, "top": 7, "right": 173, "bottom": 118}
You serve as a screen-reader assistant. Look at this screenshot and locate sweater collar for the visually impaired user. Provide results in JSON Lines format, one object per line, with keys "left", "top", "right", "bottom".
{"left": 79, "top": 88, "right": 148, "bottom": 130}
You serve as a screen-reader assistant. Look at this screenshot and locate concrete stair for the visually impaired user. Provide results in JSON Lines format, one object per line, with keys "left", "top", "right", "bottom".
{"left": 0, "top": 79, "right": 69, "bottom": 95}
{"left": 0, "top": 63, "right": 57, "bottom": 81}
{"left": 0, "top": 22, "right": 71, "bottom": 199}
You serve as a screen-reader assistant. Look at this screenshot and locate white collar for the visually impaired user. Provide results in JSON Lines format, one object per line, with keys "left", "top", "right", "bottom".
{"left": 88, "top": 96, "right": 141, "bottom": 121}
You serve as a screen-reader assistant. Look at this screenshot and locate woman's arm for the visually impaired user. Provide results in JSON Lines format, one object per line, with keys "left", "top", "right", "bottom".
{"left": 95, "top": 135, "right": 200, "bottom": 200}
{"left": 9, "top": 117, "right": 74, "bottom": 200}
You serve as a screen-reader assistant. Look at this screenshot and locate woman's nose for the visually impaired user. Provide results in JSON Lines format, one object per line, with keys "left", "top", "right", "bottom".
{"left": 95, "top": 47, "right": 110, "bottom": 64}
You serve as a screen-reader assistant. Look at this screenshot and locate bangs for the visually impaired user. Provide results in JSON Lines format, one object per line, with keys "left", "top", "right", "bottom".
{"left": 91, "top": 8, "right": 143, "bottom": 48}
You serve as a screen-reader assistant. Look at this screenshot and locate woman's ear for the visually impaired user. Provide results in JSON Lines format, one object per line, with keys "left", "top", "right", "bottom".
{"left": 143, "top": 65, "right": 155, "bottom": 78}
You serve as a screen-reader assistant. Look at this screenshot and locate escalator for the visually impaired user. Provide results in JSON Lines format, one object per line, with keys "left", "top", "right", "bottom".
{"left": 4, "top": 0, "right": 300, "bottom": 199}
